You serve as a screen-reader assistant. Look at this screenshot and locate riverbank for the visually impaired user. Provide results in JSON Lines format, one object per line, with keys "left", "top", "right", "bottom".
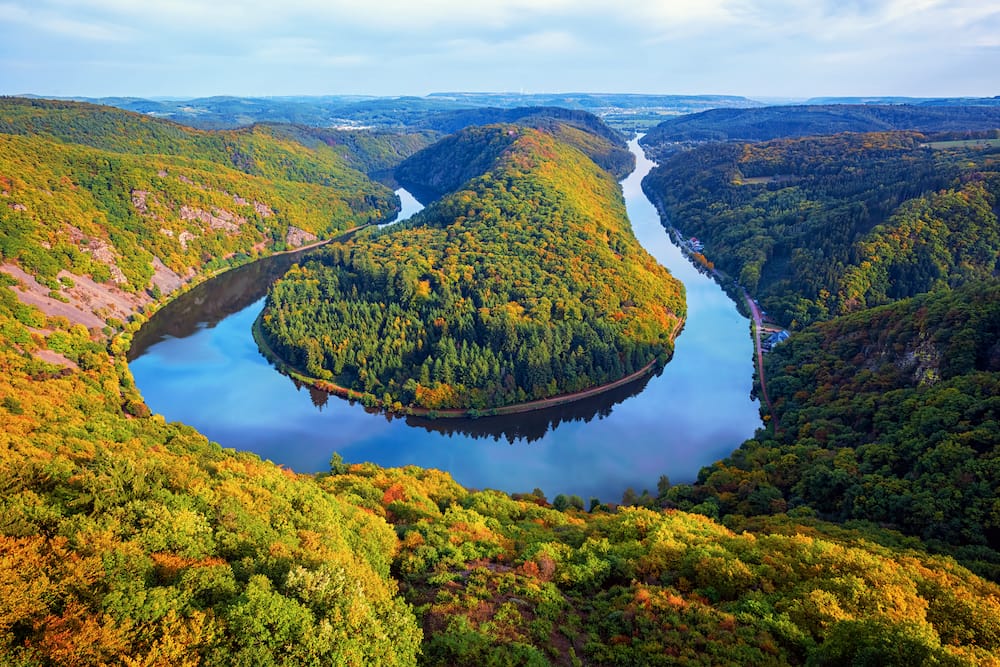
{"left": 252, "top": 309, "right": 669, "bottom": 418}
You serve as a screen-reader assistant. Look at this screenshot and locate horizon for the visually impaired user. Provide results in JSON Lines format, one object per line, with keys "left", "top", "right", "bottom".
{"left": 8, "top": 91, "right": 998, "bottom": 105}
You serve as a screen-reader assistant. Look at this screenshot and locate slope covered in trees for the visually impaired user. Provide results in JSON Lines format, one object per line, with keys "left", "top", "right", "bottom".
{"left": 0, "top": 98, "right": 397, "bottom": 326}
{"left": 260, "top": 124, "right": 438, "bottom": 178}
{"left": 261, "top": 124, "right": 684, "bottom": 412}
{"left": 670, "top": 281, "right": 1000, "bottom": 579}
{"left": 0, "top": 282, "right": 423, "bottom": 665}
{"left": 643, "top": 131, "right": 1000, "bottom": 327}
{"left": 640, "top": 104, "right": 1000, "bottom": 157}
{"left": 416, "top": 105, "right": 631, "bottom": 168}
{"left": 396, "top": 110, "right": 634, "bottom": 199}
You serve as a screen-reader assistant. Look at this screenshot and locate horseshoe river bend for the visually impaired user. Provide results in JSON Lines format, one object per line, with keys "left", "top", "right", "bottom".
{"left": 128, "top": 139, "right": 761, "bottom": 502}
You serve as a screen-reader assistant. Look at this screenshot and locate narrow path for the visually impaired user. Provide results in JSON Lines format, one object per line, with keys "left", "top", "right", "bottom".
{"left": 743, "top": 289, "right": 778, "bottom": 429}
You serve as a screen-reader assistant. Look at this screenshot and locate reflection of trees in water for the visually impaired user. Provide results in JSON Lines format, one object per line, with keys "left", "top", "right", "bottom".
{"left": 404, "top": 372, "right": 654, "bottom": 443}
{"left": 292, "top": 366, "right": 655, "bottom": 441}
{"left": 132, "top": 234, "right": 659, "bottom": 441}
{"left": 128, "top": 250, "right": 314, "bottom": 360}
{"left": 308, "top": 384, "right": 330, "bottom": 410}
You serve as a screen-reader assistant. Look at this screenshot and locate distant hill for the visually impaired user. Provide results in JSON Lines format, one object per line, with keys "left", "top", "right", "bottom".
{"left": 805, "top": 96, "right": 1000, "bottom": 107}
{"left": 640, "top": 104, "right": 1000, "bottom": 158}
{"left": 396, "top": 110, "right": 634, "bottom": 199}
{"left": 41, "top": 92, "right": 765, "bottom": 133}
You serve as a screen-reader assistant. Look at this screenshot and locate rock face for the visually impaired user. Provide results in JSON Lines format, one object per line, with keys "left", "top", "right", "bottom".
{"left": 285, "top": 225, "right": 318, "bottom": 248}
{"left": 179, "top": 205, "right": 246, "bottom": 233}
{"left": 1, "top": 262, "right": 148, "bottom": 331}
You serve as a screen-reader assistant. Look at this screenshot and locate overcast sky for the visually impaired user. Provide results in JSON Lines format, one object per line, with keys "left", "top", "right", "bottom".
{"left": 1, "top": 0, "right": 997, "bottom": 99}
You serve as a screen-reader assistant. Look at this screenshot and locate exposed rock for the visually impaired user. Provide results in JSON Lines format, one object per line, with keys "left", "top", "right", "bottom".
{"left": 286, "top": 225, "right": 318, "bottom": 248}
{"left": 179, "top": 205, "right": 246, "bottom": 234}
{"left": 254, "top": 201, "right": 274, "bottom": 218}
{"left": 178, "top": 231, "right": 196, "bottom": 249}
{"left": 84, "top": 238, "right": 128, "bottom": 285}
{"left": 33, "top": 349, "right": 79, "bottom": 370}
{"left": 131, "top": 189, "right": 150, "bottom": 214}
{"left": 8, "top": 203, "right": 27, "bottom": 211}
{"left": 896, "top": 338, "right": 942, "bottom": 386}
{"left": 2, "top": 263, "right": 106, "bottom": 329}
{"left": 233, "top": 194, "right": 248, "bottom": 205}
{"left": 150, "top": 257, "right": 184, "bottom": 295}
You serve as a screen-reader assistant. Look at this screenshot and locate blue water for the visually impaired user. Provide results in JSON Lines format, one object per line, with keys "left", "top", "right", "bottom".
{"left": 129, "top": 146, "right": 761, "bottom": 502}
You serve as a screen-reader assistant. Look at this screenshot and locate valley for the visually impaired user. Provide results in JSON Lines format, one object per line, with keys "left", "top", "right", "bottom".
{"left": 1, "top": 96, "right": 998, "bottom": 665}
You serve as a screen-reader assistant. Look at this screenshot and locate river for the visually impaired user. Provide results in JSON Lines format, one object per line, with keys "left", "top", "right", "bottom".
{"left": 128, "top": 141, "right": 761, "bottom": 502}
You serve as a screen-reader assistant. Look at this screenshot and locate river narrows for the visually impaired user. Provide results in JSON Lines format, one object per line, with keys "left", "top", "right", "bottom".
{"left": 129, "top": 146, "right": 761, "bottom": 502}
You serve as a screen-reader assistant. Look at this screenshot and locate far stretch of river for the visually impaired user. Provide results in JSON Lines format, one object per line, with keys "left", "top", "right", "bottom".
{"left": 128, "top": 141, "right": 761, "bottom": 502}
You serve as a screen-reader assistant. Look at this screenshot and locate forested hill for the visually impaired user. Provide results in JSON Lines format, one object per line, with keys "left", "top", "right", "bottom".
{"left": 673, "top": 280, "right": 1000, "bottom": 578}
{"left": 640, "top": 104, "right": 1000, "bottom": 157}
{"left": 256, "top": 124, "right": 438, "bottom": 178}
{"left": 0, "top": 97, "right": 397, "bottom": 327}
{"left": 396, "top": 110, "right": 634, "bottom": 196}
{"left": 261, "top": 125, "right": 684, "bottom": 412}
{"left": 642, "top": 131, "right": 1000, "bottom": 328}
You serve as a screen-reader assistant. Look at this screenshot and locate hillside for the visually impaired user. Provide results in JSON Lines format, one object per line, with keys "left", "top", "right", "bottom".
{"left": 260, "top": 125, "right": 684, "bottom": 412}
{"left": 0, "top": 98, "right": 397, "bottom": 329}
{"left": 2, "top": 99, "right": 1000, "bottom": 665}
{"left": 640, "top": 104, "right": 1000, "bottom": 159}
{"left": 642, "top": 131, "right": 1000, "bottom": 327}
{"left": 259, "top": 124, "right": 439, "bottom": 179}
{"left": 397, "top": 109, "right": 634, "bottom": 193}
{"left": 671, "top": 281, "right": 1000, "bottom": 578}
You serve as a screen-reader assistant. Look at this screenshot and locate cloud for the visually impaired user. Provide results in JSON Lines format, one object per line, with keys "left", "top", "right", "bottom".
{"left": 442, "top": 30, "right": 581, "bottom": 60}
{"left": 252, "top": 38, "right": 368, "bottom": 67}
{"left": 0, "top": 1, "right": 132, "bottom": 40}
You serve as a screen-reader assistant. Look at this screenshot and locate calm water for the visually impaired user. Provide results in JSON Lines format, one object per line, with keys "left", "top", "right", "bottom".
{"left": 130, "top": 150, "right": 761, "bottom": 502}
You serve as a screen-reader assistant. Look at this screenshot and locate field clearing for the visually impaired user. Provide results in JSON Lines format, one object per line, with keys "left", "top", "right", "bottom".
{"left": 927, "top": 138, "right": 1000, "bottom": 149}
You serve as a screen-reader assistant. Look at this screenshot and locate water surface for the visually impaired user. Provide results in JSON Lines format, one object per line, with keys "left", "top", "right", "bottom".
{"left": 130, "top": 153, "right": 761, "bottom": 501}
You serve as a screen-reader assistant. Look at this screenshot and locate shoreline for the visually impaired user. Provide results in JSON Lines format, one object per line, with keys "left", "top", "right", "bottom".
{"left": 252, "top": 309, "right": 674, "bottom": 419}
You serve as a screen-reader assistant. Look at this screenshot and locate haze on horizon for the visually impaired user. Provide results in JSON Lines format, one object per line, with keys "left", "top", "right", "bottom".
{"left": 1, "top": 0, "right": 997, "bottom": 100}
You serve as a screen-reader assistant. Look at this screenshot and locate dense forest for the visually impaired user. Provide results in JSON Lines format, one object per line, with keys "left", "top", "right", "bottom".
{"left": 396, "top": 114, "right": 634, "bottom": 199}
{"left": 3, "top": 98, "right": 1000, "bottom": 664}
{"left": 642, "top": 131, "right": 1000, "bottom": 327}
{"left": 666, "top": 281, "right": 1000, "bottom": 578}
{"left": 261, "top": 124, "right": 684, "bottom": 412}
{"left": 640, "top": 104, "right": 1000, "bottom": 156}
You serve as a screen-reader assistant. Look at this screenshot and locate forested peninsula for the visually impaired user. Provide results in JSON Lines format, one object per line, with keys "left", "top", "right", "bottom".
{"left": 259, "top": 124, "right": 685, "bottom": 413}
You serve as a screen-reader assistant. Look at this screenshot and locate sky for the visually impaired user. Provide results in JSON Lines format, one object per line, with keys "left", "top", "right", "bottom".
{"left": 1, "top": 0, "right": 998, "bottom": 99}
